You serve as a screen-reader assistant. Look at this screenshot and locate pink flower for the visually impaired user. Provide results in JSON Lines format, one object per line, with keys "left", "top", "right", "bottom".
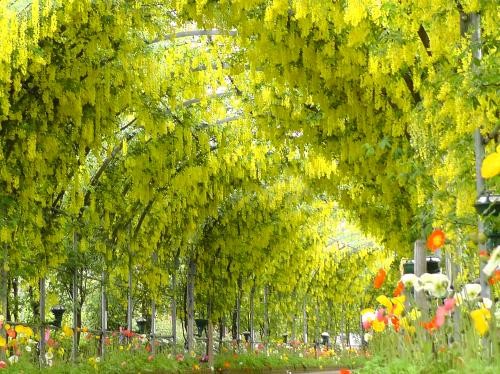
{"left": 362, "top": 320, "right": 372, "bottom": 330}
{"left": 435, "top": 306, "right": 446, "bottom": 328}
{"left": 444, "top": 298, "right": 455, "bottom": 312}
{"left": 376, "top": 308, "right": 385, "bottom": 322}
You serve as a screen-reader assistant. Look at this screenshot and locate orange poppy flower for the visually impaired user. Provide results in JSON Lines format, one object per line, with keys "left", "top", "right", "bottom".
{"left": 427, "top": 229, "right": 445, "bottom": 252}
{"left": 223, "top": 361, "right": 231, "bottom": 369}
{"left": 373, "top": 268, "right": 386, "bottom": 289}
{"left": 488, "top": 269, "right": 500, "bottom": 285}
{"left": 339, "top": 369, "right": 351, "bottom": 374}
{"left": 393, "top": 281, "right": 404, "bottom": 297}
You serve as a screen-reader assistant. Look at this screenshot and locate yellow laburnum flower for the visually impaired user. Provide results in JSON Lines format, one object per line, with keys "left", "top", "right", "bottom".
{"left": 372, "top": 319, "right": 386, "bottom": 332}
{"left": 63, "top": 325, "right": 73, "bottom": 337}
{"left": 481, "top": 150, "right": 500, "bottom": 179}
{"left": 470, "top": 308, "right": 491, "bottom": 336}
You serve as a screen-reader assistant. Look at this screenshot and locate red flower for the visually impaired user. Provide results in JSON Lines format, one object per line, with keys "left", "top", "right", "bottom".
{"left": 421, "top": 317, "right": 440, "bottom": 333}
{"left": 479, "top": 250, "right": 489, "bottom": 260}
{"left": 6, "top": 329, "right": 16, "bottom": 339}
{"left": 373, "top": 268, "right": 386, "bottom": 289}
{"left": 339, "top": 369, "right": 351, "bottom": 374}
{"left": 393, "top": 281, "right": 404, "bottom": 297}
{"left": 427, "top": 229, "right": 445, "bottom": 252}
{"left": 391, "top": 316, "right": 400, "bottom": 332}
{"left": 488, "top": 269, "right": 500, "bottom": 285}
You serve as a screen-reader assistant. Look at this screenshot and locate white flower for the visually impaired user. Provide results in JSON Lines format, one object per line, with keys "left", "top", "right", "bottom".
{"left": 401, "top": 274, "right": 418, "bottom": 288}
{"left": 418, "top": 273, "right": 450, "bottom": 298}
{"left": 479, "top": 297, "right": 492, "bottom": 309}
{"left": 25, "top": 346, "right": 32, "bottom": 352}
{"left": 45, "top": 351, "right": 54, "bottom": 361}
{"left": 483, "top": 246, "right": 500, "bottom": 277}
{"left": 364, "top": 333, "right": 372, "bottom": 342}
{"left": 361, "top": 309, "right": 376, "bottom": 323}
{"left": 8, "top": 355, "right": 18, "bottom": 364}
{"left": 95, "top": 357, "right": 101, "bottom": 363}
{"left": 459, "top": 283, "right": 482, "bottom": 303}
{"left": 47, "top": 359, "right": 53, "bottom": 367}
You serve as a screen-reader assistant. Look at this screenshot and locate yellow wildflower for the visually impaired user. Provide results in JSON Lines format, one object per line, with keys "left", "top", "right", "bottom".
{"left": 470, "top": 308, "right": 491, "bottom": 336}
{"left": 63, "top": 325, "right": 73, "bottom": 337}
{"left": 372, "top": 319, "right": 386, "bottom": 332}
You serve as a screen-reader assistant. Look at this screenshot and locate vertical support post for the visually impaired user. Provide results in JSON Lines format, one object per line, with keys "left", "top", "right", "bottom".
{"left": 315, "top": 299, "right": 320, "bottom": 358}
{"left": 127, "top": 255, "right": 133, "bottom": 332}
{"left": 71, "top": 231, "right": 79, "bottom": 362}
{"left": 291, "top": 314, "right": 296, "bottom": 342}
{"left": 263, "top": 284, "right": 269, "bottom": 354}
{"left": 249, "top": 281, "right": 255, "bottom": 349}
{"left": 302, "top": 298, "right": 307, "bottom": 344}
{"left": 186, "top": 258, "right": 196, "bottom": 352}
{"left": 414, "top": 239, "right": 428, "bottom": 316}
{"left": 0, "top": 245, "right": 7, "bottom": 361}
{"left": 39, "top": 277, "right": 46, "bottom": 367}
{"left": 100, "top": 270, "right": 107, "bottom": 360}
{"left": 459, "top": 4, "right": 490, "bottom": 300}
{"left": 207, "top": 302, "right": 214, "bottom": 367}
{"left": 151, "top": 300, "right": 156, "bottom": 355}
{"left": 171, "top": 255, "right": 179, "bottom": 351}
{"left": 236, "top": 277, "right": 241, "bottom": 346}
